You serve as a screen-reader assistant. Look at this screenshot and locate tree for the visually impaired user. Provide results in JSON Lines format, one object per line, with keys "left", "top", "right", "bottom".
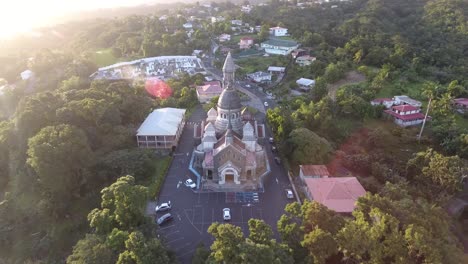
{"left": 89, "top": 176, "right": 149, "bottom": 231}
{"left": 301, "top": 228, "right": 338, "bottom": 264}
{"left": 258, "top": 24, "right": 270, "bottom": 42}
{"left": 67, "top": 234, "right": 114, "bottom": 264}
{"left": 208, "top": 223, "right": 245, "bottom": 263}
{"left": 27, "top": 124, "right": 93, "bottom": 211}
{"left": 247, "top": 219, "right": 273, "bottom": 245}
{"left": 285, "top": 128, "right": 332, "bottom": 165}
{"left": 407, "top": 149, "right": 465, "bottom": 194}
{"left": 116, "top": 231, "right": 169, "bottom": 264}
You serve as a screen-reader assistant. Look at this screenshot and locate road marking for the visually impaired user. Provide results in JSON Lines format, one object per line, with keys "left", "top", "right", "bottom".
{"left": 177, "top": 214, "right": 181, "bottom": 221}
{"left": 164, "top": 230, "right": 180, "bottom": 237}
{"left": 166, "top": 237, "right": 184, "bottom": 245}
{"left": 184, "top": 209, "right": 202, "bottom": 234}
{"left": 158, "top": 224, "right": 176, "bottom": 231}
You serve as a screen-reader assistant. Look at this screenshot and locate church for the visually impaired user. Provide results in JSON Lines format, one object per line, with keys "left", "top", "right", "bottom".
{"left": 192, "top": 52, "right": 270, "bottom": 192}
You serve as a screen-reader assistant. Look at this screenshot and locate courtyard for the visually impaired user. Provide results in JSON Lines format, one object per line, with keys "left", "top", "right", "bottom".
{"left": 146, "top": 105, "right": 294, "bottom": 263}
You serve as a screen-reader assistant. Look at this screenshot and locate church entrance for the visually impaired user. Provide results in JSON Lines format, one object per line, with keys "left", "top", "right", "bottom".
{"left": 225, "top": 174, "right": 234, "bottom": 183}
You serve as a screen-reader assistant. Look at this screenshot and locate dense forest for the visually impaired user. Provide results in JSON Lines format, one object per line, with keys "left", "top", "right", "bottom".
{"left": 0, "top": 0, "right": 467, "bottom": 263}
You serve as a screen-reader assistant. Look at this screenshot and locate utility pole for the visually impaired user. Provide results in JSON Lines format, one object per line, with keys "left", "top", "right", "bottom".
{"left": 418, "top": 98, "right": 432, "bottom": 142}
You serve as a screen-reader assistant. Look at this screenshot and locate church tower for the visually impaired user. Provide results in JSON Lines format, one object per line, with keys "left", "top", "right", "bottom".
{"left": 215, "top": 52, "right": 243, "bottom": 134}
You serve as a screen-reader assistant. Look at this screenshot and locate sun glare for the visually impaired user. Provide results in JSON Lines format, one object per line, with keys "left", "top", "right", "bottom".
{"left": 0, "top": 0, "right": 157, "bottom": 39}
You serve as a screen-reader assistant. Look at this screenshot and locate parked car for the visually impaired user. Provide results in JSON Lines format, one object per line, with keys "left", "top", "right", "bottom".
{"left": 223, "top": 208, "right": 231, "bottom": 221}
{"left": 271, "top": 146, "right": 277, "bottom": 152}
{"left": 264, "top": 101, "right": 269, "bottom": 107}
{"left": 286, "top": 189, "right": 294, "bottom": 199}
{"left": 156, "top": 213, "right": 173, "bottom": 226}
{"left": 155, "top": 201, "right": 171, "bottom": 212}
{"left": 185, "top": 179, "right": 196, "bottom": 189}
{"left": 268, "top": 137, "right": 274, "bottom": 144}
{"left": 274, "top": 157, "right": 281, "bottom": 164}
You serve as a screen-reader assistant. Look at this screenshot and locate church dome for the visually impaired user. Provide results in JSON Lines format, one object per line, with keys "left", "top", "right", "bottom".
{"left": 218, "top": 88, "right": 242, "bottom": 110}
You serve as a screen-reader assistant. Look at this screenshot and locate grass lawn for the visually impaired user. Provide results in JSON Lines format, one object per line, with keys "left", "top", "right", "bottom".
{"left": 236, "top": 55, "right": 289, "bottom": 73}
{"left": 147, "top": 156, "right": 173, "bottom": 199}
{"left": 376, "top": 81, "right": 426, "bottom": 101}
{"left": 91, "top": 49, "right": 118, "bottom": 67}
{"left": 454, "top": 114, "right": 468, "bottom": 130}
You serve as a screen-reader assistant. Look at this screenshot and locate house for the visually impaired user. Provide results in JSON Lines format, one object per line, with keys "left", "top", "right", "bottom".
{"left": 453, "top": 98, "right": 468, "bottom": 113}
{"left": 300, "top": 165, "right": 330, "bottom": 179}
{"left": 136, "top": 108, "right": 186, "bottom": 149}
{"left": 247, "top": 71, "right": 272, "bottom": 83}
{"left": 241, "top": 5, "right": 252, "bottom": 13}
{"left": 371, "top": 98, "right": 394, "bottom": 109}
{"left": 211, "top": 16, "right": 225, "bottom": 23}
{"left": 231, "top": 20, "right": 243, "bottom": 26}
{"left": 269, "top": 26, "right": 288, "bottom": 37}
{"left": 291, "top": 49, "right": 307, "bottom": 59}
{"left": 303, "top": 177, "right": 366, "bottom": 213}
{"left": 296, "top": 78, "right": 315, "bottom": 91}
{"left": 196, "top": 81, "right": 223, "bottom": 103}
{"left": 20, "top": 70, "right": 34, "bottom": 80}
{"left": 384, "top": 105, "right": 427, "bottom": 127}
{"left": 393, "top": 95, "right": 422, "bottom": 107}
{"left": 192, "top": 50, "right": 203, "bottom": 57}
{"left": 218, "top": 34, "right": 231, "bottom": 42}
{"left": 182, "top": 22, "right": 193, "bottom": 29}
{"left": 261, "top": 39, "right": 300, "bottom": 55}
{"left": 267, "top": 66, "right": 286, "bottom": 74}
{"left": 239, "top": 37, "right": 254, "bottom": 49}
{"left": 296, "top": 55, "right": 316, "bottom": 66}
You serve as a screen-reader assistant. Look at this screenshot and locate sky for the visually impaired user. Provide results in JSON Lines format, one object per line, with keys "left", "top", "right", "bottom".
{"left": 0, "top": 0, "right": 165, "bottom": 38}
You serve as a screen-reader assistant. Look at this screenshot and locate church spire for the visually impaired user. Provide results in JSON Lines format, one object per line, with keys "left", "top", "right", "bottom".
{"left": 222, "top": 52, "right": 235, "bottom": 90}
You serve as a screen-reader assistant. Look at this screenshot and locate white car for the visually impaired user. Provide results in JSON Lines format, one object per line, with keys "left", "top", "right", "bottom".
{"left": 286, "top": 189, "right": 294, "bottom": 199}
{"left": 155, "top": 201, "right": 172, "bottom": 212}
{"left": 223, "top": 208, "right": 231, "bottom": 221}
{"left": 185, "top": 179, "right": 196, "bottom": 189}
{"left": 264, "top": 101, "right": 269, "bottom": 107}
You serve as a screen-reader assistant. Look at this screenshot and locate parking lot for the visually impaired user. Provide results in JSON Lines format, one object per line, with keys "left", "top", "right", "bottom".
{"left": 148, "top": 106, "right": 294, "bottom": 263}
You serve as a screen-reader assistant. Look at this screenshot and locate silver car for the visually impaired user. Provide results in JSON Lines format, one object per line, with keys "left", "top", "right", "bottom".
{"left": 155, "top": 201, "right": 171, "bottom": 212}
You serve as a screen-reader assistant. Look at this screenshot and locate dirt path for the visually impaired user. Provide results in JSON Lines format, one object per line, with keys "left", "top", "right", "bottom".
{"left": 328, "top": 70, "right": 366, "bottom": 100}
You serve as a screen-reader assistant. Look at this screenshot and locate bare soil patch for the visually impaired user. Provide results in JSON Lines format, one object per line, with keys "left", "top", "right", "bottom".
{"left": 328, "top": 70, "right": 366, "bottom": 100}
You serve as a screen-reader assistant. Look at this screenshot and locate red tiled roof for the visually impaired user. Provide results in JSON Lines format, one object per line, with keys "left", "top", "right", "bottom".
{"left": 300, "top": 165, "right": 330, "bottom": 177}
{"left": 392, "top": 105, "right": 419, "bottom": 112}
{"left": 384, "top": 110, "right": 426, "bottom": 121}
{"left": 196, "top": 83, "right": 223, "bottom": 95}
{"left": 304, "top": 177, "right": 366, "bottom": 213}
{"left": 454, "top": 98, "right": 468, "bottom": 106}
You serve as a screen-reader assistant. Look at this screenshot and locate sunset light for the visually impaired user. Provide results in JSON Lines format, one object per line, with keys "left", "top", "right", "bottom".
{"left": 0, "top": 0, "right": 157, "bottom": 38}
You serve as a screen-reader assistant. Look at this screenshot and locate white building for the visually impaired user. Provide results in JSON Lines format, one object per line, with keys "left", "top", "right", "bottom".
{"left": 296, "top": 55, "right": 316, "bottom": 66}
{"left": 371, "top": 98, "right": 394, "bottom": 109}
{"left": 136, "top": 108, "right": 186, "bottom": 149}
{"left": 267, "top": 66, "right": 286, "bottom": 74}
{"left": 20, "top": 70, "right": 34, "bottom": 80}
{"left": 269, "top": 26, "right": 288, "bottom": 37}
{"left": 384, "top": 105, "right": 427, "bottom": 127}
{"left": 261, "top": 39, "right": 300, "bottom": 56}
{"left": 241, "top": 5, "right": 252, "bottom": 13}
{"left": 393, "top": 95, "right": 422, "bottom": 107}
{"left": 219, "top": 34, "right": 231, "bottom": 42}
{"left": 231, "top": 20, "right": 243, "bottom": 26}
{"left": 183, "top": 22, "right": 193, "bottom": 29}
{"left": 247, "top": 71, "right": 272, "bottom": 83}
{"left": 296, "top": 78, "right": 315, "bottom": 91}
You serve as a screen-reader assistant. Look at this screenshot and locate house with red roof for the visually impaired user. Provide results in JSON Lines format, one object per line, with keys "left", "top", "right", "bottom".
{"left": 196, "top": 81, "right": 223, "bottom": 103}
{"left": 453, "top": 98, "right": 468, "bottom": 113}
{"left": 370, "top": 98, "right": 394, "bottom": 109}
{"left": 303, "top": 177, "right": 366, "bottom": 213}
{"left": 239, "top": 37, "right": 254, "bottom": 49}
{"left": 384, "top": 104, "right": 427, "bottom": 127}
{"left": 300, "top": 165, "right": 330, "bottom": 179}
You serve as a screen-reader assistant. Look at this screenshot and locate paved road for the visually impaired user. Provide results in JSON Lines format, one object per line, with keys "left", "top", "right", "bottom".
{"left": 150, "top": 105, "right": 293, "bottom": 263}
